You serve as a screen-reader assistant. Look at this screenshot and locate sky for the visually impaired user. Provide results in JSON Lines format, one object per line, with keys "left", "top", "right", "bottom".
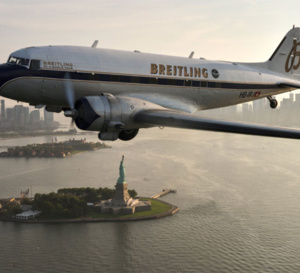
{"left": 0, "top": 0, "right": 300, "bottom": 120}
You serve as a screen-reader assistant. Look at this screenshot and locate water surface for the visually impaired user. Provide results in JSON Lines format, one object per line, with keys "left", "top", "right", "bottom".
{"left": 0, "top": 129, "right": 300, "bottom": 272}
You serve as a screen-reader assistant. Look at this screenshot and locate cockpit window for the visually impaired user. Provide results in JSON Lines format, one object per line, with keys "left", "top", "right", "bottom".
{"left": 7, "top": 56, "right": 30, "bottom": 67}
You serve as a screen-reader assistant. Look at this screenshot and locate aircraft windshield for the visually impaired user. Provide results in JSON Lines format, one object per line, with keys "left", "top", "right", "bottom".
{"left": 7, "top": 56, "right": 30, "bottom": 67}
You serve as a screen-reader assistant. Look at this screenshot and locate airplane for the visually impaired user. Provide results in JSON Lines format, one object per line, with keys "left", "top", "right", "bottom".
{"left": 1, "top": 27, "right": 300, "bottom": 141}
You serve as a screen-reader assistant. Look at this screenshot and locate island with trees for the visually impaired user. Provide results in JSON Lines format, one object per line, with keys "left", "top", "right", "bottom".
{"left": 33, "top": 187, "right": 138, "bottom": 219}
{"left": 0, "top": 186, "right": 178, "bottom": 222}
{"left": 0, "top": 138, "right": 110, "bottom": 158}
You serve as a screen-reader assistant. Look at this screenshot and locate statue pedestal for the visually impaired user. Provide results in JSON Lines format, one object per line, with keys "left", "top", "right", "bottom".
{"left": 111, "top": 183, "right": 131, "bottom": 207}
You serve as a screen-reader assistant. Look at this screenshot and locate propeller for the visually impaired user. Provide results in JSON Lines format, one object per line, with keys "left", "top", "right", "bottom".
{"left": 63, "top": 73, "right": 78, "bottom": 125}
{"left": 64, "top": 73, "right": 75, "bottom": 109}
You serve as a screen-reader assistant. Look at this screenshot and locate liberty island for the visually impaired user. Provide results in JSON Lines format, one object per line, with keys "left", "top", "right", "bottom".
{"left": 0, "top": 156, "right": 179, "bottom": 222}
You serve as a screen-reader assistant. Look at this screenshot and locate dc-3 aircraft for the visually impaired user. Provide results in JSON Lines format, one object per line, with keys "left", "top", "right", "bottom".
{"left": 1, "top": 27, "right": 300, "bottom": 141}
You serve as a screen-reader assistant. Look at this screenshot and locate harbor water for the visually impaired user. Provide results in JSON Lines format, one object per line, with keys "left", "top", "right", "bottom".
{"left": 0, "top": 128, "right": 300, "bottom": 272}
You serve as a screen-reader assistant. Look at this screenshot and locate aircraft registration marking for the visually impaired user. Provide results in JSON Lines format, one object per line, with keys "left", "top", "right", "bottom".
{"left": 239, "top": 91, "right": 261, "bottom": 98}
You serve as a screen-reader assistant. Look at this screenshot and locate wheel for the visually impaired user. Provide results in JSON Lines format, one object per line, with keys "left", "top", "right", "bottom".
{"left": 270, "top": 99, "right": 278, "bottom": 109}
{"left": 118, "top": 129, "right": 139, "bottom": 141}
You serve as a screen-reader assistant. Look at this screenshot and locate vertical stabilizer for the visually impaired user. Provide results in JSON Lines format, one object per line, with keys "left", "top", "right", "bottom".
{"left": 268, "top": 27, "right": 300, "bottom": 79}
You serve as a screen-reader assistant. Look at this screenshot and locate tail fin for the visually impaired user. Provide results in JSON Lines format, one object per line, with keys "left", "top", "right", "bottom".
{"left": 268, "top": 27, "right": 300, "bottom": 79}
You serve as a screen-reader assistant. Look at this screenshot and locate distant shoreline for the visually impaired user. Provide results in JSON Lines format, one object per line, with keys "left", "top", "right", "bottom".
{"left": 0, "top": 130, "right": 79, "bottom": 140}
{"left": 0, "top": 139, "right": 110, "bottom": 158}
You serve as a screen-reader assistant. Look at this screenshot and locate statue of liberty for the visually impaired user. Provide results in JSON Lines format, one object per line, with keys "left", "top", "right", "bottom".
{"left": 117, "top": 155, "right": 126, "bottom": 184}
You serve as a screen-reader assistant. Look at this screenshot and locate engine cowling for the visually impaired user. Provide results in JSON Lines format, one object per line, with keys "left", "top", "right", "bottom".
{"left": 72, "top": 94, "right": 153, "bottom": 141}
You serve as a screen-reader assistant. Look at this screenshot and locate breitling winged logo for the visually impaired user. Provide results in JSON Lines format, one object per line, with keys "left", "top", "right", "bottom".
{"left": 285, "top": 39, "right": 300, "bottom": 72}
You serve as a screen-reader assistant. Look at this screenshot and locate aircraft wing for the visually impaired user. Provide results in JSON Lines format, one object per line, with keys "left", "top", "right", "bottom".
{"left": 134, "top": 109, "right": 300, "bottom": 139}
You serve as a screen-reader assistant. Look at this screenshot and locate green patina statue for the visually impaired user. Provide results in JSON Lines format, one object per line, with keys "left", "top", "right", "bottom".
{"left": 117, "top": 155, "right": 126, "bottom": 184}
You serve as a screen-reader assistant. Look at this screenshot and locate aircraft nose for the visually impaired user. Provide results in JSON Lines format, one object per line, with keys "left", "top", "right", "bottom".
{"left": 0, "top": 63, "right": 26, "bottom": 90}
{"left": 0, "top": 64, "right": 10, "bottom": 87}
{"left": 0, "top": 63, "right": 31, "bottom": 101}
{"left": 0, "top": 64, "right": 6, "bottom": 89}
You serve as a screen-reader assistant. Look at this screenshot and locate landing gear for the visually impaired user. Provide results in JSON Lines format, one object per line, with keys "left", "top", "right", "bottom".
{"left": 118, "top": 129, "right": 139, "bottom": 141}
{"left": 267, "top": 96, "right": 278, "bottom": 109}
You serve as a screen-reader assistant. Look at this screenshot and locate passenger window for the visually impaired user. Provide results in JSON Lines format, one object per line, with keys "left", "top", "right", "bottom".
{"left": 30, "top": 60, "right": 40, "bottom": 70}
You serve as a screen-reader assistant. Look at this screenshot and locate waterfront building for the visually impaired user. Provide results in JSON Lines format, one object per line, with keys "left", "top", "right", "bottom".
{"left": 13, "top": 105, "right": 30, "bottom": 127}
{"left": 30, "top": 109, "right": 40, "bottom": 124}
{"left": 44, "top": 108, "right": 54, "bottom": 126}
{"left": 1, "top": 100, "right": 5, "bottom": 120}
{"left": 15, "top": 210, "right": 41, "bottom": 220}
{"left": 6, "top": 108, "right": 14, "bottom": 120}
{"left": 253, "top": 98, "right": 267, "bottom": 112}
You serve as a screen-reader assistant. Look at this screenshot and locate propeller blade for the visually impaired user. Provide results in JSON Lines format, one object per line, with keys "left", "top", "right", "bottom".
{"left": 70, "top": 118, "right": 75, "bottom": 130}
{"left": 63, "top": 73, "right": 78, "bottom": 121}
{"left": 64, "top": 73, "right": 75, "bottom": 109}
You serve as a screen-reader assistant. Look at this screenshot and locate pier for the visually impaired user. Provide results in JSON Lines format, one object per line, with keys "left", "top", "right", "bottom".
{"left": 151, "top": 189, "right": 177, "bottom": 199}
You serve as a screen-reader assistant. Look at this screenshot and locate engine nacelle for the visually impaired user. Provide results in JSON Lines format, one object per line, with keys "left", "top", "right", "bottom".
{"left": 73, "top": 94, "right": 153, "bottom": 141}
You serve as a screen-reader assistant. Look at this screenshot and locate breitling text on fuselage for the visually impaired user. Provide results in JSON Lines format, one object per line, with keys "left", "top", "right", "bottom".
{"left": 151, "top": 63, "right": 208, "bottom": 78}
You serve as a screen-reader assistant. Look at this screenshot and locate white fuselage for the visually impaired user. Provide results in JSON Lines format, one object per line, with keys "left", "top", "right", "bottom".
{"left": 0, "top": 45, "right": 294, "bottom": 113}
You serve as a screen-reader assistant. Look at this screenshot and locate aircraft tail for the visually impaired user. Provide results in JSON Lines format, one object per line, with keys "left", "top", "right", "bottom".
{"left": 267, "top": 27, "right": 300, "bottom": 79}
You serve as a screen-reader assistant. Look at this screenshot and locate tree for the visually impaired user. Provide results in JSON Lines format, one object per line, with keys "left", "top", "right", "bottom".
{"left": 2, "top": 202, "right": 22, "bottom": 216}
{"left": 128, "top": 189, "right": 137, "bottom": 199}
{"left": 99, "top": 187, "right": 115, "bottom": 200}
{"left": 21, "top": 197, "right": 32, "bottom": 205}
{"left": 32, "top": 192, "right": 87, "bottom": 219}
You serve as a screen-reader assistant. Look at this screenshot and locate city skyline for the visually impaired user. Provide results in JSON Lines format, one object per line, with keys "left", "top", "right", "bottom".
{"left": 0, "top": 100, "right": 59, "bottom": 131}
{"left": 199, "top": 94, "right": 300, "bottom": 128}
